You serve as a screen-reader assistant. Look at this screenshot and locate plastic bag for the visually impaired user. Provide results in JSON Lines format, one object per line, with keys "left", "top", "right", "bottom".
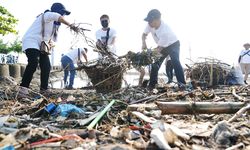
{"left": 226, "top": 66, "right": 244, "bottom": 85}
{"left": 52, "top": 104, "right": 86, "bottom": 117}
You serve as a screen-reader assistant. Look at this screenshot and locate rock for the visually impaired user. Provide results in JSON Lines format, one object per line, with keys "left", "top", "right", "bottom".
{"left": 212, "top": 121, "right": 238, "bottom": 147}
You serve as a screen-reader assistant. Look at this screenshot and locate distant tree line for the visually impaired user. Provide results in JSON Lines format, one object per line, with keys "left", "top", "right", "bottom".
{"left": 0, "top": 5, "right": 21, "bottom": 54}
{"left": 0, "top": 39, "right": 22, "bottom": 54}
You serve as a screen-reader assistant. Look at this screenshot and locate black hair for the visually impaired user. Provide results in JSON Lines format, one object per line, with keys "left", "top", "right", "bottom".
{"left": 100, "top": 14, "right": 109, "bottom": 20}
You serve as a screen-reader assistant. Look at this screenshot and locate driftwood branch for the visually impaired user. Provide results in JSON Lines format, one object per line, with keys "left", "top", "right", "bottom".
{"left": 227, "top": 104, "right": 250, "bottom": 123}
{"left": 156, "top": 101, "right": 246, "bottom": 114}
{"left": 231, "top": 87, "right": 245, "bottom": 101}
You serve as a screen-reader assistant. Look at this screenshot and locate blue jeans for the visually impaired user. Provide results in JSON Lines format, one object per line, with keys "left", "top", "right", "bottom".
{"left": 149, "top": 41, "right": 186, "bottom": 88}
{"left": 61, "top": 56, "right": 75, "bottom": 87}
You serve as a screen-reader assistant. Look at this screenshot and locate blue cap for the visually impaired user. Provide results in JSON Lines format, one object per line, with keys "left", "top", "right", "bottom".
{"left": 51, "top": 3, "right": 71, "bottom": 15}
{"left": 144, "top": 9, "right": 161, "bottom": 23}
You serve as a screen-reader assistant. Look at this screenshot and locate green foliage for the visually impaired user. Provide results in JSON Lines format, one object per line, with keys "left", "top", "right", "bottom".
{"left": 0, "top": 5, "right": 18, "bottom": 35}
{"left": 0, "top": 39, "right": 22, "bottom": 54}
{"left": 10, "top": 39, "right": 22, "bottom": 53}
{"left": 0, "top": 39, "right": 9, "bottom": 54}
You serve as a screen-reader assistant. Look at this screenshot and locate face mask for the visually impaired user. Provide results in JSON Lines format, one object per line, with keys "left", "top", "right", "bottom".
{"left": 101, "top": 20, "right": 109, "bottom": 28}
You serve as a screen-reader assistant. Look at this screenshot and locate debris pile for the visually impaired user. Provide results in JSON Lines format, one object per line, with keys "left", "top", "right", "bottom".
{"left": 187, "top": 58, "right": 232, "bottom": 86}
{"left": 78, "top": 57, "right": 128, "bottom": 93}
{"left": 0, "top": 77, "right": 249, "bottom": 149}
{"left": 126, "top": 49, "right": 162, "bottom": 67}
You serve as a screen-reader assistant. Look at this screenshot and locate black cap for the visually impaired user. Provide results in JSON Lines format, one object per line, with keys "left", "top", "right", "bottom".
{"left": 51, "top": 3, "right": 71, "bottom": 15}
{"left": 144, "top": 9, "right": 161, "bottom": 22}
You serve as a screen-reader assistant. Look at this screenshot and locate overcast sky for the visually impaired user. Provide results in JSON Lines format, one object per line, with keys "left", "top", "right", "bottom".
{"left": 2, "top": 0, "right": 250, "bottom": 66}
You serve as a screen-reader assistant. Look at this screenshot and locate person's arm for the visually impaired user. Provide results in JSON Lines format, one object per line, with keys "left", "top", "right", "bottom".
{"left": 110, "top": 36, "right": 116, "bottom": 45}
{"left": 142, "top": 25, "right": 151, "bottom": 50}
{"left": 110, "top": 29, "right": 117, "bottom": 46}
{"left": 142, "top": 33, "right": 148, "bottom": 50}
{"left": 58, "top": 16, "right": 78, "bottom": 31}
{"left": 81, "top": 51, "right": 88, "bottom": 63}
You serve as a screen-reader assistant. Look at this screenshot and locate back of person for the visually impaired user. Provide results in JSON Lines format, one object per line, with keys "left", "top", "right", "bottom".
{"left": 65, "top": 48, "right": 83, "bottom": 63}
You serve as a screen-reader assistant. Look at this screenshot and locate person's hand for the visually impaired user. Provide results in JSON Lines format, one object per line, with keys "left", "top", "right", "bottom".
{"left": 48, "top": 40, "right": 55, "bottom": 48}
{"left": 96, "top": 40, "right": 105, "bottom": 50}
{"left": 69, "top": 23, "right": 79, "bottom": 32}
{"left": 77, "top": 60, "right": 82, "bottom": 66}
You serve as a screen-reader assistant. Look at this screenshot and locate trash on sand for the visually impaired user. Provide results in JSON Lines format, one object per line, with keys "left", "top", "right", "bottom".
{"left": 52, "top": 104, "right": 86, "bottom": 117}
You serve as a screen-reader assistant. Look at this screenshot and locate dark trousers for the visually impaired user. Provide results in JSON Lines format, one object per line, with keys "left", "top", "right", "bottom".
{"left": 166, "top": 59, "right": 173, "bottom": 82}
{"left": 20, "top": 48, "right": 51, "bottom": 90}
{"left": 149, "top": 41, "right": 186, "bottom": 87}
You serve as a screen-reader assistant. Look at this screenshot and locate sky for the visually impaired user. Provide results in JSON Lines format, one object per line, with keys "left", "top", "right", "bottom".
{"left": 2, "top": 0, "right": 250, "bottom": 67}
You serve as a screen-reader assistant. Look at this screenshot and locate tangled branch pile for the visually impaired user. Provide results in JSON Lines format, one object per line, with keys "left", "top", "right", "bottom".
{"left": 79, "top": 57, "right": 128, "bottom": 93}
{"left": 188, "top": 58, "right": 231, "bottom": 86}
{"left": 126, "top": 49, "right": 162, "bottom": 67}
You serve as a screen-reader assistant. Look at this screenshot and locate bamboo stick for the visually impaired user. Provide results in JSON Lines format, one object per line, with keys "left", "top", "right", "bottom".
{"left": 156, "top": 101, "right": 246, "bottom": 114}
{"left": 87, "top": 99, "right": 116, "bottom": 130}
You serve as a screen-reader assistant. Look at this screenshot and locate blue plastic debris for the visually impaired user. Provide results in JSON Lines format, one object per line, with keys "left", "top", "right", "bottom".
{"left": 1, "top": 145, "right": 15, "bottom": 150}
{"left": 52, "top": 104, "right": 86, "bottom": 117}
{"left": 44, "top": 103, "right": 57, "bottom": 114}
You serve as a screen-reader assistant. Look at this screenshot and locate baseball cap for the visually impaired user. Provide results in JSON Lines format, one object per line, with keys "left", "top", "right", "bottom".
{"left": 144, "top": 9, "right": 161, "bottom": 22}
{"left": 51, "top": 3, "right": 71, "bottom": 15}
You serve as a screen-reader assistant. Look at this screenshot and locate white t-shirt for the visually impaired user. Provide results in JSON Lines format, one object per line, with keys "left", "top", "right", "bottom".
{"left": 95, "top": 28, "right": 117, "bottom": 54}
{"left": 22, "top": 12, "right": 61, "bottom": 51}
{"left": 144, "top": 21, "right": 178, "bottom": 48}
{"left": 239, "top": 49, "right": 250, "bottom": 64}
{"left": 65, "top": 48, "right": 86, "bottom": 63}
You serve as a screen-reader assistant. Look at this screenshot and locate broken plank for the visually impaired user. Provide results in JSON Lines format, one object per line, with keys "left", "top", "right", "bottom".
{"left": 156, "top": 101, "right": 246, "bottom": 114}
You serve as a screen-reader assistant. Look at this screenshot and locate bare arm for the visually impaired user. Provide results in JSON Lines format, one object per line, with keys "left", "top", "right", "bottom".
{"left": 81, "top": 52, "right": 88, "bottom": 63}
{"left": 58, "top": 16, "right": 78, "bottom": 31}
{"left": 110, "top": 37, "right": 116, "bottom": 45}
{"left": 142, "top": 33, "right": 148, "bottom": 50}
{"left": 58, "top": 16, "right": 71, "bottom": 26}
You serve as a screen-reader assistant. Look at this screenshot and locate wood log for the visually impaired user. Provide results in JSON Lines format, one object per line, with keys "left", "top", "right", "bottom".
{"left": 156, "top": 101, "right": 246, "bottom": 114}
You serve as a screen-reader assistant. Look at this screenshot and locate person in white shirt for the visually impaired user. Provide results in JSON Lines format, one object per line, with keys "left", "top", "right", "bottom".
{"left": 96, "top": 14, "right": 117, "bottom": 58}
{"left": 61, "top": 48, "right": 88, "bottom": 89}
{"left": 165, "top": 56, "right": 174, "bottom": 84}
{"left": 238, "top": 43, "right": 250, "bottom": 84}
{"left": 19, "top": 3, "right": 79, "bottom": 95}
{"left": 142, "top": 9, "right": 186, "bottom": 90}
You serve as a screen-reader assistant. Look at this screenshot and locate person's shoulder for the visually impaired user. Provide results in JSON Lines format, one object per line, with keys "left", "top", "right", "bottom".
{"left": 44, "top": 11, "right": 60, "bottom": 16}
{"left": 109, "top": 27, "right": 117, "bottom": 34}
{"left": 44, "top": 11, "right": 61, "bottom": 20}
{"left": 95, "top": 28, "right": 103, "bottom": 35}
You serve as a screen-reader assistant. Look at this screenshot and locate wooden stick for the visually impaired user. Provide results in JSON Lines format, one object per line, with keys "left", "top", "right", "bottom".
{"left": 156, "top": 101, "right": 246, "bottom": 114}
{"left": 225, "top": 142, "right": 244, "bottom": 150}
{"left": 227, "top": 104, "right": 250, "bottom": 123}
{"left": 232, "top": 87, "right": 245, "bottom": 101}
{"left": 127, "top": 103, "right": 158, "bottom": 111}
{"left": 129, "top": 92, "right": 167, "bottom": 104}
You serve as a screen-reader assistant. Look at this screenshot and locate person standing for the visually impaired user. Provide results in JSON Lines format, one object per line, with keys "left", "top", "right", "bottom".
{"left": 165, "top": 56, "right": 174, "bottom": 84}
{"left": 238, "top": 43, "right": 250, "bottom": 84}
{"left": 142, "top": 9, "right": 186, "bottom": 90}
{"left": 61, "top": 47, "right": 88, "bottom": 89}
{"left": 20, "top": 3, "right": 78, "bottom": 94}
{"left": 96, "top": 14, "right": 117, "bottom": 58}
